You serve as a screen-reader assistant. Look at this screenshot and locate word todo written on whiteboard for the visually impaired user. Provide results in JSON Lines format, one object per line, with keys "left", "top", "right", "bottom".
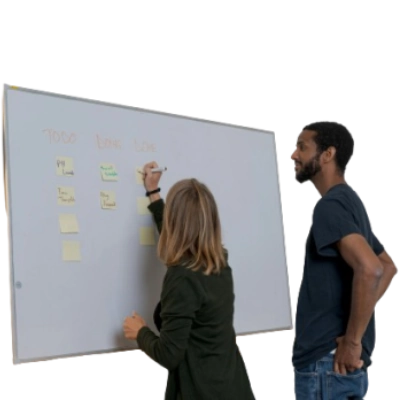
{"left": 44, "top": 129, "right": 77, "bottom": 144}
{"left": 57, "top": 187, "right": 75, "bottom": 206}
{"left": 56, "top": 156, "right": 74, "bottom": 176}
{"left": 100, "top": 163, "right": 118, "bottom": 181}
{"left": 100, "top": 191, "right": 116, "bottom": 209}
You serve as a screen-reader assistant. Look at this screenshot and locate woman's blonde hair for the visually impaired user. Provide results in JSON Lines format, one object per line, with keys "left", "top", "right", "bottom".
{"left": 158, "top": 179, "right": 227, "bottom": 275}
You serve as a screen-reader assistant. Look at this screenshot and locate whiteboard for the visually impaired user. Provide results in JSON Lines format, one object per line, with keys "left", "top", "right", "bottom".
{"left": 3, "top": 85, "right": 292, "bottom": 364}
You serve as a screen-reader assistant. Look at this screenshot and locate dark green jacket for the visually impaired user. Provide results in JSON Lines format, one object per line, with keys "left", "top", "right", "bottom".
{"left": 137, "top": 199, "right": 255, "bottom": 400}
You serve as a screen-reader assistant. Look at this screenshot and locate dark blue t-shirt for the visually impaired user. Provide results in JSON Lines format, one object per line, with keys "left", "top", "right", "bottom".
{"left": 292, "top": 183, "right": 384, "bottom": 369}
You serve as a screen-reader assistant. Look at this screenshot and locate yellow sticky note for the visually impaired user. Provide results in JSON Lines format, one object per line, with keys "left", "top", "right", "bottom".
{"left": 62, "top": 241, "right": 81, "bottom": 261}
{"left": 59, "top": 214, "right": 79, "bottom": 233}
{"left": 140, "top": 227, "right": 155, "bottom": 245}
{"left": 56, "top": 157, "right": 74, "bottom": 176}
{"left": 100, "top": 191, "right": 117, "bottom": 209}
{"left": 100, "top": 163, "right": 118, "bottom": 181}
{"left": 57, "top": 187, "right": 75, "bottom": 206}
{"left": 135, "top": 167, "right": 144, "bottom": 184}
{"left": 137, "top": 197, "right": 151, "bottom": 215}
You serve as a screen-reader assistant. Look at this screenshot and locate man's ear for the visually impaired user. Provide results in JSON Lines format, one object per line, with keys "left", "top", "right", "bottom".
{"left": 322, "top": 146, "right": 336, "bottom": 164}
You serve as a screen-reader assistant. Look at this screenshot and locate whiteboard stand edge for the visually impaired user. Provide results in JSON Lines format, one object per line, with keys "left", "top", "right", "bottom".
{"left": 1, "top": 89, "right": 18, "bottom": 366}
{"left": 275, "top": 137, "right": 294, "bottom": 331}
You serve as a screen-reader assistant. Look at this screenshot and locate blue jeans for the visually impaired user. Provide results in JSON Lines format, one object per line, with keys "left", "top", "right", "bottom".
{"left": 295, "top": 354, "right": 368, "bottom": 400}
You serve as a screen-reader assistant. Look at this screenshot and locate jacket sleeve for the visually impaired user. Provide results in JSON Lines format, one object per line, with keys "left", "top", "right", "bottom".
{"left": 137, "top": 268, "right": 204, "bottom": 370}
{"left": 147, "top": 199, "right": 164, "bottom": 234}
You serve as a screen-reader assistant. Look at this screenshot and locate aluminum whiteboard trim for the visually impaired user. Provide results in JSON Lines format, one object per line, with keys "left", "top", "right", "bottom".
{"left": 3, "top": 85, "right": 280, "bottom": 138}
{"left": 3, "top": 85, "right": 19, "bottom": 364}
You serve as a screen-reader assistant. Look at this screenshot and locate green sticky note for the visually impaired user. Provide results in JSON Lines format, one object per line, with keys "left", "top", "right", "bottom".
{"left": 100, "top": 163, "right": 118, "bottom": 181}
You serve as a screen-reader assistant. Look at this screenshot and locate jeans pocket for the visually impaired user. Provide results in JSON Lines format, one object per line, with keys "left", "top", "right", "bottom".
{"left": 295, "top": 369, "right": 318, "bottom": 400}
{"left": 326, "top": 369, "right": 368, "bottom": 400}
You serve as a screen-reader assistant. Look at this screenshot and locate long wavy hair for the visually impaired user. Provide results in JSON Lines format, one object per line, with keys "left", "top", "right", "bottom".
{"left": 158, "top": 179, "right": 227, "bottom": 275}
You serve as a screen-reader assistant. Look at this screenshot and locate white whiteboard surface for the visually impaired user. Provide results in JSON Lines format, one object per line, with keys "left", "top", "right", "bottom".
{"left": 4, "top": 85, "right": 291, "bottom": 364}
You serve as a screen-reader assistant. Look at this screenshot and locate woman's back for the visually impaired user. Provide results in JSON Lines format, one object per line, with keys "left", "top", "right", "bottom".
{"left": 152, "top": 264, "right": 254, "bottom": 400}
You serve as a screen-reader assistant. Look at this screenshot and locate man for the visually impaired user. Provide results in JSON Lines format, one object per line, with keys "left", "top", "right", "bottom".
{"left": 291, "top": 122, "right": 397, "bottom": 400}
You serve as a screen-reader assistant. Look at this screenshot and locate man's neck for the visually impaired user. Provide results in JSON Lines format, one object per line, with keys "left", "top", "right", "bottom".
{"left": 312, "top": 173, "right": 346, "bottom": 196}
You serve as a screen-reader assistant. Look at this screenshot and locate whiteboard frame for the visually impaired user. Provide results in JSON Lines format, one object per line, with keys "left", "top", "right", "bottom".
{"left": 0, "top": 87, "right": 293, "bottom": 366}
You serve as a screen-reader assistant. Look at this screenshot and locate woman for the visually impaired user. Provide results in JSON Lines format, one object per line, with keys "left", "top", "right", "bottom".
{"left": 123, "top": 161, "right": 255, "bottom": 400}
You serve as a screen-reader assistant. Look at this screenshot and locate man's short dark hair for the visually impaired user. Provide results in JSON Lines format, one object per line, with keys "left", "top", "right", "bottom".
{"left": 304, "top": 121, "right": 354, "bottom": 174}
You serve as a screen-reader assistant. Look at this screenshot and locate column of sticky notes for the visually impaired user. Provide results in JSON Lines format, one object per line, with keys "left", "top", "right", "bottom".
{"left": 56, "top": 156, "right": 81, "bottom": 261}
{"left": 100, "top": 163, "right": 118, "bottom": 209}
{"left": 136, "top": 168, "right": 156, "bottom": 245}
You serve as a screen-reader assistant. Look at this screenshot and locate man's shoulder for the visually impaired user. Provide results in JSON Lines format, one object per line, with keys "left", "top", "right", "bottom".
{"left": 328, "top": 183, "right": 359, "bottom": 201}
{"left": 314, "top": 184, "right": 357, "bottom": 213}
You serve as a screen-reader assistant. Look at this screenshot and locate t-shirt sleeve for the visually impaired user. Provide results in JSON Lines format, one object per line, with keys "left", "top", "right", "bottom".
{"left": 371, "top": 232, "right": 384, "bottom": 256}
{"left": 312, "top": 198, "right": 362, "bottom": 257}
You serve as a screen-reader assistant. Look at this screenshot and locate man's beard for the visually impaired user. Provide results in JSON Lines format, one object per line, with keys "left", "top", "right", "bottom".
{"left": 296, "top": 154, "right": 322, "bottom": 183}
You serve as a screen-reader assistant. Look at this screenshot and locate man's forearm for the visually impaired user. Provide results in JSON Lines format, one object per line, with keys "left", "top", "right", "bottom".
{"left": 345, "top": 270, "right": 382, "bottom": 344}
{"left": 376, "top": 262, "right": 397, "bottom": 301}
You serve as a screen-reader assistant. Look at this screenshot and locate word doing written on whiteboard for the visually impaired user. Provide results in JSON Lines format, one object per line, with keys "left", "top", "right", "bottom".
{"left": 44, "top": 128, "right": 157, "bottom": 153}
